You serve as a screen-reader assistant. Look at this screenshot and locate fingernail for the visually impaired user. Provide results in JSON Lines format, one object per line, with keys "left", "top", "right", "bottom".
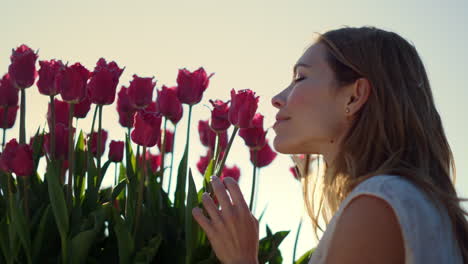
{"left": 202, "top": 192, "right": 209, "bottom": 198}
{"left": 211, "top": 175, "right": 219, "bottom": 181}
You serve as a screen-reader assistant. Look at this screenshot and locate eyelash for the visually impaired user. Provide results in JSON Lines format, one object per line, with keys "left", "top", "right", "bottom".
{"left": 293, "top": 76, "right": 305, "bottom": 83}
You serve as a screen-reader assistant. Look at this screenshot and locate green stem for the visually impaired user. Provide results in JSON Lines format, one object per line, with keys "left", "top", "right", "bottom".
{"left": 184, "top": 105, "right": 193, "bottom": 181}
{"left": 292, "top": 216, "right": 304, "bottom": 263}
{"left": 167, "top": 125, "right": 177, "bottom": 194}
{"left": 114, "top": 162, "right": 118, "bottom": 187}
{"left": 97, "top": 105, "right": 103, "bottom": 184}
{"left": 19, "top": 89, "right": 26, "bottom": 144}
{"left": 134, "top": 146, "right": 147, "bottom": 237}
{"left": 253, "top": 168, "right": 261, "bottom": 214}
{"left": 214, "top": 133, "right": 222, "bottom": 166}
{"left": 90, "top": 104, "right": 98, "bottom": 133}
{"left": 249, "top": 150, "right": 258, "bottom": 212}
{"left": 215, "top": 126, "right": 239, "bottom": 176}
{"left": 2, "top": 106, "right": 8, "bottom": 150}
{"left": 23, "top": 177, "right": 29, "bottom": 220}
{"left": 49, "top": 95, "right": 56, "bottom": 159}
{"left": 160, "top": 118, "right": 167, "bottom": 186}
{"left": 67, "top": 103, "right": 75, "bottom": 208}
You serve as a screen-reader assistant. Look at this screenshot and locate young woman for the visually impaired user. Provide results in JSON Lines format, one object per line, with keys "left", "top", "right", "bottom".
{"left": 191, "top": 26, "right": 468, "bottom": 264}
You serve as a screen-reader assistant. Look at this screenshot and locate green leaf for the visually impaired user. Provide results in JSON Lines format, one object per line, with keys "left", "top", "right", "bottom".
{"left": 45, "top": 160, "right": 69, "bottom": 261}
{"left": 203, "top": 158, "right": 215, "bottom": 190}
{"left": 31, "top": 128, "right": 44, "bottom": 172}
{"left": 185, "top": 168, "right": 199, "bottom": 264}
{"left": 32, "top": 205, "right": 50, "bottom": 261}
{"left": 258, "top": 203, "right": 269, "bottom": 223}
{"left": 258, "top": 226, "right": 290, "bottom": 264}
{"left": 111, "top": 180, "right": 127, "bottom": 201}
{"left": 97, "top": 160, "right": 112, "bottom": 190}
{"left": 74, "top": 131, "right": 87, "bottom": 202}
{"left": 134, "top": 235, "right": 162, "bottom": 264}
{"left": 294, "top": 248, "right": 315, "bottom": 264}
{"left": 174, "top": 144, "right": 188, "bottom": 223}
{"left": 0, "top": 216, "right": 10, "bottom": 263}
{"left": 70, "top": 204, "right": 109, "bottom": 264}
{"left": 112, "top": 209, "right": 134, "bottom": 264}
{"left": 10, "top": 197, "right": 32, "bottom": 263}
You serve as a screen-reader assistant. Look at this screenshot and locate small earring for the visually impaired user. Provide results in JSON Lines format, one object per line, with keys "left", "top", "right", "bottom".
{"left": 345, "top": 107, "right": 350, "bottom": 114}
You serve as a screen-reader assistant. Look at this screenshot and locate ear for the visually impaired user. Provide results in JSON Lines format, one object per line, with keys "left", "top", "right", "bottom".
{"left": 346, "top": 77, "right": 371, "bottom": 116}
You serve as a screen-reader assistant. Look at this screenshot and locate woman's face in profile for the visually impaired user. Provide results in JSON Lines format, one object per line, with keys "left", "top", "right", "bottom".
{"left": 271, "top": 42, "right": 349, "bottom": 156}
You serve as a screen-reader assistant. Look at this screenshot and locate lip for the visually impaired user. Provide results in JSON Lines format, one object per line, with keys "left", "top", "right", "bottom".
{"left": 273, "top": 119, "right": 289, "bottom": 129}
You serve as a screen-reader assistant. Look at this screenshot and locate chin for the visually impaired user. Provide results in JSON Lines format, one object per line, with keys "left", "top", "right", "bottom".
{"left": 272, "top": 136, "right": 300, "bottom": 154}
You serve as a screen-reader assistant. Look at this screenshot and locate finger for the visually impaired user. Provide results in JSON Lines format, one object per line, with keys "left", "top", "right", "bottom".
{"left": 192, "top": 207, "right": 216, "bottom": 238}
{"left": 210, "top": 175, "right": 233, "bottom": 211}
{"left": 223, "top": 177, "right": 249, "bottom": 211}
{"left": 201, "top": 192, "right": 223, "bottom": 225}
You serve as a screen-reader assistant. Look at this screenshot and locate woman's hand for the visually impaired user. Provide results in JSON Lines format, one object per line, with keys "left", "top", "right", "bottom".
{"left": 192, "top": 175, "right": 260, "bottom": 264}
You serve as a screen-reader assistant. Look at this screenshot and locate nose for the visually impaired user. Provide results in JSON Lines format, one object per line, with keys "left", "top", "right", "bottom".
{"left": 271, "top": 92, "right": 285, "bottom": 109}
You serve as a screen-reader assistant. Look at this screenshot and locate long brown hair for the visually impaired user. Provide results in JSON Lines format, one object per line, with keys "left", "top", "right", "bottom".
{"left": 295, "top": 26, "right": 468, "bottom": 262}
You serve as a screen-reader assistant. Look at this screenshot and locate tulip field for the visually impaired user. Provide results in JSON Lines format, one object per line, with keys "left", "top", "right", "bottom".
{"left": 0, "top": 44, "right": 313, "bottom": 263}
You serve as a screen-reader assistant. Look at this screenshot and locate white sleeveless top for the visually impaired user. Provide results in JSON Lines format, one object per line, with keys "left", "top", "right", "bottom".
{"left": 307, "top": 174, "right": 463, "bottom": 264}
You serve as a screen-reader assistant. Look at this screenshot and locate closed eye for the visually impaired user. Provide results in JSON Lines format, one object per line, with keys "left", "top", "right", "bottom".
{"left": 293, "top": 77, "right": 305, "bottom": 83}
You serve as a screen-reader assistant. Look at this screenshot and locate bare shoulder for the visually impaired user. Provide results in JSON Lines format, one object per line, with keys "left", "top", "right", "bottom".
{"left": 325, "top": 194, "right": 405, "bottom": 264}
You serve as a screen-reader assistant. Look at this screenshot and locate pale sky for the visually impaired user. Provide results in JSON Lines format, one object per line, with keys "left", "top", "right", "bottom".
{"left": 1, "top": 0, "right": 467, "bottom": 261}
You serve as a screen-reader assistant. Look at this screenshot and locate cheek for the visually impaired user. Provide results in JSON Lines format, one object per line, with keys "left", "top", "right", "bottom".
{"left": 290, "top": 85, "right": 344, "bottom": 141}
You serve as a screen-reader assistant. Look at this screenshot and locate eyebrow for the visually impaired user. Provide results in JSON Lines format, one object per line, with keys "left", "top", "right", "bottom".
{"left": 293, "top": 62, "right": 312, "bottom": 76}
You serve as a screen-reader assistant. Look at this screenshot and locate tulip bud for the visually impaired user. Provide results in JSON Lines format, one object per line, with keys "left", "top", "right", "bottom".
{"left": 127, "top": 74, "right": 156, "bottom": 109}
{"left": 228, "top": 89, "right": 259, "bottom": 128}
{"left": 197, "top": 149, "right": 213, "bottom": 175}
{"left": 0, "top": 139, "right": 33, "bottom": 177}
{"left": 198, "top": 120, "right": 228, "bottom": 151}
{"left": 57, "top": 62, "right": 90, "bottom": 103}
{"left": 87, "top": 58, "right": 124, "bottom": 105}
{"left": 8, "top": 44, "right": 38, "bottom": 89}
{"left": 176, "top": 67, "right": 214, "bottom": 105}
{"left": 109, "top": 140, "right": 124, "bottom": 162}
{"left": 0, "top": 74, "right": 19, "bottom": 107}
{"left": 0, "top": 106, "right": 18, "bottom": 129}
{"left": 44, "top": 123, "right": 74, "bottom": 160}
{"left": 37, "top": 59, "right": 65, "bottom": 96}
{"left": 209, "top": 99, "right": 230, "bottom": 132}
{"left": 130, "top": 111, "right": 162, "bottom": 147}
{"left": 47, "top": 98, "right": 70, "bottom": 128}
{"left": 220, "top": 165, "right": 240, "bottom": 182}
{"left": 74, "top": 92, "right": 91, "bottom": 118}
{"left": 290, "top": 166, "right": 299, "bottom": 181}
{"left": 156, "top": 85, "right": 183, "bottom": 124}
{"left": 249, "top": 140, "right": 277, "bottom": 168}
{"left": 116, "top": 86, "right": 137, "bottom": 128}
{"left": 239, "top": 113, "right": 267, "bottom": 150}
{"left": 145, "top": 151, "right": 162, "bottom": 173}
{"left": 157, "top": 129, "right": 174, "bottom": 153}
{"left": 88, "top": 130, "right": 108, "bottom": 157}
{"left": 29, "top": 135, "right": 44, "bottom": 157}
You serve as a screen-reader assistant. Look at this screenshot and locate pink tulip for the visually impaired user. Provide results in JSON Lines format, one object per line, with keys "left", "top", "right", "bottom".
{"left": 176, "top": 67, "right": 214, "bottom": 105}
{"left": 37, "top": 59, "right": 64, "bottom": 96}
{"left": 228, "top": 89, "right": 259, "bottom": 128}
{"left": 249, "top": 140, "right": 277, "bottom": 168}
{"left": 156, "top": 85, "right": 183, "bottom": 124}
{"left": 87, "top": 58, "right": 124, "bottom": 105}
{"left": 131, "top": 111, "right": 162, "bottom": 147}
{"left": 57, "top": 62, "right": 90, "bottom": 103}
{"left": 0, "top": 74, "right": 19, "bottom": 107}
{"left": 8, "top": 44, "right": 38, "bottom": 89}
{"left": 0, "top": 139, "right": 34, "bottom": 177}
{"left": 127, "top": 74, "right": 156, "bottom": 109}
{"left": 209, "top": 99, "right": 230, "bottom": 132}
